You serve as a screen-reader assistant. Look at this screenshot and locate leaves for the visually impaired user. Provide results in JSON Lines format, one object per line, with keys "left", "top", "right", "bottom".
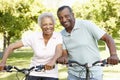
{"left": 72, "top": 0, "right": 120, "bottom": 37}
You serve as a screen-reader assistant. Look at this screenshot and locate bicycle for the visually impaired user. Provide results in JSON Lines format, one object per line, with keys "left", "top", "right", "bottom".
{"left": 68, "top": 59, "right": 120, "bottom": 80}
{"left": 3, "top": 64, "right": 45, "bottom": 80}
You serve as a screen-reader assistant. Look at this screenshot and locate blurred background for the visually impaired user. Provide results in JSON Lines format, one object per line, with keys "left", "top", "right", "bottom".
{"left": 0, "top": 0, "right": 120, "bottom": 80}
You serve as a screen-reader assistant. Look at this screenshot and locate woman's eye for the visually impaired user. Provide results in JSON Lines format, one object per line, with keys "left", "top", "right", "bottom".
{"left": 42, "top": 24, "right": 47, "bottom": 26}
{"left": 50, "top": 23, "right": 53, "bottom": 25}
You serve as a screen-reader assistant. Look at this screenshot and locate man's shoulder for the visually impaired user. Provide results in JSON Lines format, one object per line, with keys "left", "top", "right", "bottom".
{"left": 60, "top": 29, "right": 66, "bottom": 35}
{"left": 76, "top": 19, "right": 91, "bottom": 23}
{"left": 76, "top": 19, "right": 94, "bottom": 28}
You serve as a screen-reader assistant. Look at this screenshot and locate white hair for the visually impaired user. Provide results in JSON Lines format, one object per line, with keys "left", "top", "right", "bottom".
{"left": 38, "top": 12, "right": 56, "bottom": 27}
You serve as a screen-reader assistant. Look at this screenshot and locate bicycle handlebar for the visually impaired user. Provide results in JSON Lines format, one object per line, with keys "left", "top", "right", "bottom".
{"left": 68, "top": 59, "right": 120, "bottom": 68}
{"left": 68, "top": 59, "right": 120, "bottom": 80}
{"left": 2, "top": 64, "right": 54, "bottom": 80}
{"left": 4, "top": 65, "right": 45, "bottom": 75}
{"left": 92, "top": 59, "right": 107, "bottom": 66}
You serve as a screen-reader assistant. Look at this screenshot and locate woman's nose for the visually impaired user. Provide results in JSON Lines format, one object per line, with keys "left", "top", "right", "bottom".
{"left": 46, "top": 25, "right": 50, "bottom": 28}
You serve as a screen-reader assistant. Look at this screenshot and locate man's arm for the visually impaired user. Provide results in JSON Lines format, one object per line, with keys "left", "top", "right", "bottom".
{"left": 100, "top": 33, "right": 119, "bottom": 64}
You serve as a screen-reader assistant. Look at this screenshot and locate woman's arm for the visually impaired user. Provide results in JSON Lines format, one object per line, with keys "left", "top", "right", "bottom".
{"left": 0, "top": 41, "right": 24, "bottom": 70}
{"left": 45, "top": 44, "right": 63, "bottom": 70}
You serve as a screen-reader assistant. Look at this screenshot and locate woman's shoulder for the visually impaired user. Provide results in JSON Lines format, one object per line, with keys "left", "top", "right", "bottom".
{"left": 53, "top": 32, "right": 62, "bottom": 37}
{"left": 24, "top": 32, "right": 42, "bottom": 38}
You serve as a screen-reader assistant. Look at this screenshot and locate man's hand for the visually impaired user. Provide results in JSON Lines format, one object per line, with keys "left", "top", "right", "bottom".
{"left": 107, "top": 54, "right": 119, "bottom": 65}
{"left": 57, "top": 56, "right": 68, "bottom": 64}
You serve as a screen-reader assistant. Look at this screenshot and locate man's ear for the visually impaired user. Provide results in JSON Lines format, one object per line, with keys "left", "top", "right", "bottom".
{"left": 72, "top": 13, "right": 74, "bottom": 17}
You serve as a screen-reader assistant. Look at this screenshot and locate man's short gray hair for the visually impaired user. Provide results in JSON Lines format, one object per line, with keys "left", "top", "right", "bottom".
{"left": 38, "top": 12, "right": 56, "bottom": 27}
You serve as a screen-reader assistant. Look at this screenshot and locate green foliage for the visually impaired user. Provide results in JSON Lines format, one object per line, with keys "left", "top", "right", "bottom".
{"left": 0, "top": 0, "right": 33, "bottom": 47}
{"left": 0, "top": 0, "right": 47, "bottom": 49}
{"left": 72, "top": 0, "right": 120, "bottom": 37}
{"left": 0, "top": 0, "right": 119, "bottom": 49}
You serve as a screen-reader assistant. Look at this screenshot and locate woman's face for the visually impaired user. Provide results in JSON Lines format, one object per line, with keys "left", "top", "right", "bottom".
{"left": 41, "top": 17, "right": 54, "bottom": 35}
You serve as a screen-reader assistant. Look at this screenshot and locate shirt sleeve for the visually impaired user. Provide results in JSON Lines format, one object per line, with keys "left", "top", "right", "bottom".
{"left": 21, "top": 35, "right": 32, "bottom": 47}
{"left": 85, "top": 20, "right": 106, "bottom": 40}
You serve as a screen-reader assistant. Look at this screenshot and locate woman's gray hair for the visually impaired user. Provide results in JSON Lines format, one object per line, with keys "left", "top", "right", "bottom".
{"left": 38, "top": 12, "right": 56, "bottom": 27}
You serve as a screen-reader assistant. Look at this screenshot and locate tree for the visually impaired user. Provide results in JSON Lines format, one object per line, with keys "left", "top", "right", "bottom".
{"left": 0, "top": 0, "right": 49, "bottom": 51}
{"left": 72, "top": 0, "right": 120, "bottom": 37}
{"left": 0, "top": 0, "right": 32, "bottom": 50}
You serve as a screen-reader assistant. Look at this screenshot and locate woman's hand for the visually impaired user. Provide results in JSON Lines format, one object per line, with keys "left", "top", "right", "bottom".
{"left": 0, "top": 63, "right": 5, "bottom": 71}
{"left": 44, "top": 59, "right": 56, "bottom": 70}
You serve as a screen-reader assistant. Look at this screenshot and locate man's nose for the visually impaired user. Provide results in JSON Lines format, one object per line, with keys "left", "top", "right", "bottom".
{"left": 63, "top": 17, "right": 67, "bottom": 22}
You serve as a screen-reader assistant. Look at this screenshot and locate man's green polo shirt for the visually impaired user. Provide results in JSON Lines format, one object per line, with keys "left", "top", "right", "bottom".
{"left": 61, "top": 19, "right": 106, "bottom": 79}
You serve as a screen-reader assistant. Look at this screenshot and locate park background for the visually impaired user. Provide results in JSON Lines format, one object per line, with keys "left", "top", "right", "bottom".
{"left": 0, "top": 0, "right": 120, "bottom": 80}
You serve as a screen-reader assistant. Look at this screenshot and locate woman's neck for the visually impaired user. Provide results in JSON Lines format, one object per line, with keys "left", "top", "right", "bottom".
{"left": 43, "top": 33, "right": 52, "bottom": 46}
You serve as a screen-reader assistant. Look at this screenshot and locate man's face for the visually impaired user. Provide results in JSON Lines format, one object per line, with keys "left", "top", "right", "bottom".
{"left": 57, "top": 8, "right": 75, "bottom": 29}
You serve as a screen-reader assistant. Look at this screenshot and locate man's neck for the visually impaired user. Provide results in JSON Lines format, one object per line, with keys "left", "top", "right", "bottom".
{"left": 66, "top": 26, "right": 74, "bottom": 33}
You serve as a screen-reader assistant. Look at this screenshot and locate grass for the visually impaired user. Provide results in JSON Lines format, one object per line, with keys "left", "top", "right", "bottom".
{"left": 0, "top": 51, "right": 33, "bottom": 80}
{"left": 0, "top": 38, "right": 120, "bottom": 80}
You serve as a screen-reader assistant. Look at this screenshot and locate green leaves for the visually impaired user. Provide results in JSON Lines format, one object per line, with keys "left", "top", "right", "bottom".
{"left": 72, "top": 0, "right": 120, "bottom": 37}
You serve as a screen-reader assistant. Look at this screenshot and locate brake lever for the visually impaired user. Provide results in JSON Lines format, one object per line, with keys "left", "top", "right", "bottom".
{"left": 35, "top": 65, "right": 45, "bottom": 72}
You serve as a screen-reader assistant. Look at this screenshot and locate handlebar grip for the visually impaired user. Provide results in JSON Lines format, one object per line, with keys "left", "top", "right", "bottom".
{"left": 4, "top": 65, "right": 13, "bottom": 72}
{"left": 35, "top": 65, "right": 45, "bottom": 71}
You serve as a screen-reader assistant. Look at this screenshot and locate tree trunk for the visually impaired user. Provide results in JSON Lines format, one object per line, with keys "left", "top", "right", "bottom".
{"left": 3, "top": 31, "right": 6, "bottom": 51}
{"left": 7, "top": 36, "right": 11, "bottom": 46}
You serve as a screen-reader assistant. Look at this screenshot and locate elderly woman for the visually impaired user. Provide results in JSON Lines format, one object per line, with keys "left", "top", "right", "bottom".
{"left": 0, "top": 12, "right": 63, "bottom": 80}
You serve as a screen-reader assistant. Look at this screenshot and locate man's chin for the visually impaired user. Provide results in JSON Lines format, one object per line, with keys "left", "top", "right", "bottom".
{"left": 63, "top": 24, "right": 70, "bottom": 28}
{"left": 64, "top": 25, "right": 70, "bottom": 29}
